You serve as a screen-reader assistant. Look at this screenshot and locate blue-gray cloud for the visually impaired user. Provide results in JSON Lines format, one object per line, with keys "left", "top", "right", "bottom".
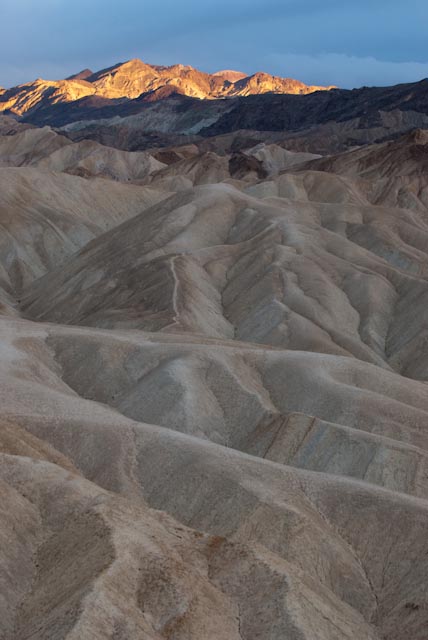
{"left": 1, "top": 0, "right": 427, "bottom": 89}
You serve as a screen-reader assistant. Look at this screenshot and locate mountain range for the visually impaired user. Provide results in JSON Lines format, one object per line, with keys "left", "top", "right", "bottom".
{"left": 3, "top": 60, "right": 428, "bottom": 161}
{"left": 1, "top": 59, "right": 428, "bottom": 639}
{"left": 0, "top": 58, "right": 334, "bottom": 118}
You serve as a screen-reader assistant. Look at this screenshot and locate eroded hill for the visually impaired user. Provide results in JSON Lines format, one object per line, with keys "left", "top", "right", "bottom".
{"left": 1, "top": 111, "right": 428, "bottom": 639}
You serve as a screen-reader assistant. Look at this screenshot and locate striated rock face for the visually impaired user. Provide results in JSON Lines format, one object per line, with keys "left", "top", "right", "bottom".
{"left": 229, "top": 70, "right": 331, "bottom": 96}
{"left": 0, "top": 58, "right": 334, "bottom": 117}
{"left": 2, "top": 88, "right": 428, "bottom": 639}
{"left": 0, "top": 79, "right": 97, "bottom": 116}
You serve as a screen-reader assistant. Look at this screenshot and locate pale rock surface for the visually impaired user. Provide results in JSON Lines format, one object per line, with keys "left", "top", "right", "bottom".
{"left": 0, "top": 118, "right": 428, "bottom": 639}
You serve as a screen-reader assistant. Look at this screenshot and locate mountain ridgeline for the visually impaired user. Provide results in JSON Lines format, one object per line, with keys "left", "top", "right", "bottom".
{"left": 0, "top": 57, "right": 334, "bottom": 118}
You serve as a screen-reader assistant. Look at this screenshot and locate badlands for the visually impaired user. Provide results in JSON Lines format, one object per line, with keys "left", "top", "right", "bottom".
{"left": 0, "top": 66, "right": 428, "bottom": 639}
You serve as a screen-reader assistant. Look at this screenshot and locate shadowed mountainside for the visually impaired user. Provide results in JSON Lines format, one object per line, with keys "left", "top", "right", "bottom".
{"left": 19, "top": 77, "right": 428, "bottom": 159}
{"left": 4, "top": 62, "right": 428, "bottom": 160}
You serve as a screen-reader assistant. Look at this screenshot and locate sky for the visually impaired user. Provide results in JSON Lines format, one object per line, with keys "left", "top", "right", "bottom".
{"left": 1, "top": 0, "right": 428, "bottom": 90}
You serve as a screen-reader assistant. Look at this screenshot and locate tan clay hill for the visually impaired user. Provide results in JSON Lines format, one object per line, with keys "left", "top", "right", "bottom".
{"left": 1, "top": 111, "right": 428, "bottom": 639}
{"left": 0, "top": 58, "right": 334, "bottom": 117}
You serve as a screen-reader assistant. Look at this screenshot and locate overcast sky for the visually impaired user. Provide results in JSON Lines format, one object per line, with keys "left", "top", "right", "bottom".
{"left": 1, "top": 0, "right": 428, "bottom": 89}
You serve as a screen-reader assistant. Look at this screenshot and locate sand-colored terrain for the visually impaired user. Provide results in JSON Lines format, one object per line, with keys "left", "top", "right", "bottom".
{"left": 1, "top": 119, "right": 428, "bottom": 639}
